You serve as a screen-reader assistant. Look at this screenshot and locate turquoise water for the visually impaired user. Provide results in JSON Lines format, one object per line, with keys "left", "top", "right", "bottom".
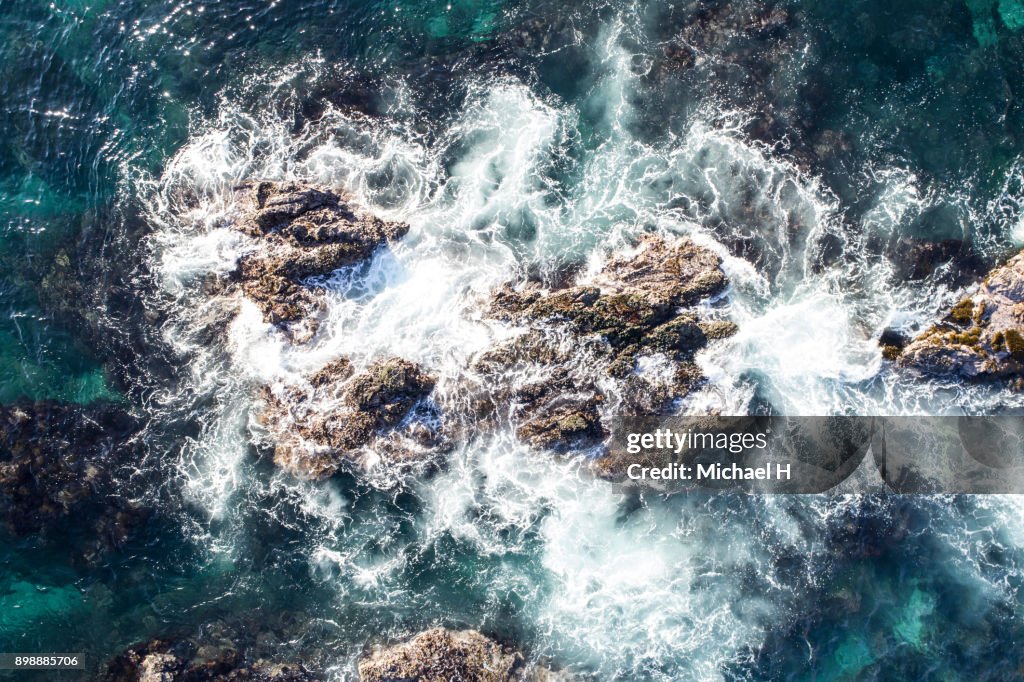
{"left": 4, "top": 0, "right": 1024, "bottom": 679}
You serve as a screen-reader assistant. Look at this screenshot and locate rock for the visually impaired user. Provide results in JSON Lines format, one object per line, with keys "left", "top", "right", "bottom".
{"left": 226, "top": 181, "right": 408, "bottom": 342}
{"left": 101, "top": 637, "right": 320, "bottom": 682}
{"left": 358, "top": 628, "right": 524, "bottom": 682}
{"left": 138, "top": 652, "right": 181, "bottom": 682}
{"left": 345, "top": 358, "right": 437, "bottom": 425}
{"left": 490, "top": 235, "right": 729, "bottom": 375}
{"left": 879, "top": 327, "right": 911, "bottom": 362}
{"left": 898, "top": 250, "right": 1024, "bottom": 380}
{"left": 259, "top": 358, "right": 440, "bottom": 479}
{"left": 478, "top": 235, "right": 734, "bottom": 451}
{"left": 511, "top": 372, "right": 607, "bottom": 452}
{"left": 892, "top": 237, "right": 988, "bottom": 284}
{"left": 36, "top": 218, "right": 177, "bottom": 395}
{"left": 590, "top": 233, "right": 729, "bottom": 308}
{"left": 0, "top": 401, "right": 147, "bottom": 562}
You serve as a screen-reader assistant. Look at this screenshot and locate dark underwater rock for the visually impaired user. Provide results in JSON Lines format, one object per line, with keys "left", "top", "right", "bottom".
{"left": 898, "top": 250, "right": 1024, "bottom": 382}
{"left": 226, "top": 181, "right": 408, "bottom": 342}
{"left": 101, "top": 636, "right": 321, "bottom": 682}
{"left": 259, "top": 357, "right": 441, "bottom": 479}
{"left": 478, "top": 235, "right": 734, "bottom": 452}
{"left": 37, "top": 208, "right": 177, "bottom": 395}
{"left": 0, "top": 401, "right": 147, "bottom": 562}
{"left": 892, "top": 237, "right": 988, "bottom": 284}
{"left": 357, "top": 628, "right": 524, "bottom": 682}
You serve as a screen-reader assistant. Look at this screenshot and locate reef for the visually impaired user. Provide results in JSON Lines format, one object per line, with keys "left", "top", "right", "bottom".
{"left": 898, "top": 250, "right": 1024, "bottom": 382}
{"left": 258, "top": 357, "right": 442, "bottom": 479}
{"left": 0, "top": 401, "right": 147, "bottom": 563}
{"left": 476, "top": 234, "right": 734, "bottom": 452}
{"left": 223, "top": 181, "right": 408, "bottom": 342}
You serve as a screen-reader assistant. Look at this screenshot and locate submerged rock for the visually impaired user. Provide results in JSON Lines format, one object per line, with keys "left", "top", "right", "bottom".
{"left": 0, "top": 401, "right": 147, "bottom": 562}
{"left": 259, "top": 357, "right": 441, "bottom": 479}
{"left": 478, "top": 235, "right": 734, "bottom": 451}
{"left": 226, "top": 181, "right": 408, "bottom": 342}
{"left": 891, "top": 237, "right": 988, "bottom": 285}
{"left": 357, "top": 628, "right": 524, "bottom": 682}
{"left": 101, "top": 637, "right": 320, "bottom": 682}
{"left": 898, "top": 250, "right": 1024, "bottom": 381}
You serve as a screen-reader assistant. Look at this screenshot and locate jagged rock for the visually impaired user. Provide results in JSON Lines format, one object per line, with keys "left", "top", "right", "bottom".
{"left": 345, "top": 358, "right": 437, "bottom": 424}
{"left": 0, "top": 401, "right": 147, "bottom": 562}
{"left": 225, "top": 181, "right": 408, "bottom": 342}
{"left": 590, "top": 233, "right": 729, "bottom": 308}
{"left": 101, "top": 637, "right": 320, "bottom": 681}
{"left": 259, "top": 358, "right": 440, "bottom": 479}
{"left": 478, "top": 235, "right": 734, "bottom": 451}
{"left": 898, "top": 250, "right": 1024, "bottom": 381}
{"left": 511, "top": 371, "right": 607, "bottom": 452}
{"left": 358, "top": 628, "right": 524, "bottom": 682}
{"left": 490, "top": 235, "right": 729, "bottom": 376}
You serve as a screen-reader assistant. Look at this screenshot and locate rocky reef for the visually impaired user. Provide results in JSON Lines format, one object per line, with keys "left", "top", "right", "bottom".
{"left": 476, "top": 234, "right": 734, "bottom": 451}
{"left": 258, "top": 357, "right": 442, "bottom": 479}
{"left": 0, "top": 401, "right": 147, "bottom": 562}
{"left": 101, "top": 636, "right": 320, "bottom": 681}
{"left": 358, "top": 628, "right": 547, "bottom": 682}
{"left": 898, "top": 250, "right": 1024, "bottom": 382}
{"left": 223, "top": 181, "right": 408, "bottom": 342}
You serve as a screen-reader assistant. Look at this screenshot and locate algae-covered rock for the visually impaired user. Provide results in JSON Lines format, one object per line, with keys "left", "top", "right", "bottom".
{"left": 358, "top": 628, "right": 524, "bottom": 682}
{"left": 259, "top": 357, "right": 440, "bottom": 479}
{"left": 899, "top": 250, "right": 1024, "bottom": 381}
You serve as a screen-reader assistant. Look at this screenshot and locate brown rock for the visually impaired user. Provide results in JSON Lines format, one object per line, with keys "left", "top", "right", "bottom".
{"left": 226, "top": 181, "right": 408, "bottom": 342}
{"left": 590, "top": 234, "right": 728, "bottom": 308}
{"left": 259, "top": 358, "right": 440, "bottom": 479}
{"left": 358, "top": 628, "right": 523, "bottom": 682}
{"left": 101, "top": 637, "right": 320, "bottom": 681}
{"left": 899, "top": 250, "right": 1024, "bottom": 380}
{"left": 478, "top": 235, "right": 734, "bottom": 451}
{"left": 138, "top": 653, "right": 181, "bottom": 682}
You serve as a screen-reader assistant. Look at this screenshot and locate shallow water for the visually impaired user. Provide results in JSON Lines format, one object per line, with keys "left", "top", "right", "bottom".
{"left": 4, "top": 0, "right": 1024, "bottom": 679}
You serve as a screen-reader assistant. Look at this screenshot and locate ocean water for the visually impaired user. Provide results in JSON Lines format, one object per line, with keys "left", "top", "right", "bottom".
{"left": 4, "top": 0, "right": 1024, "bottom": 679}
